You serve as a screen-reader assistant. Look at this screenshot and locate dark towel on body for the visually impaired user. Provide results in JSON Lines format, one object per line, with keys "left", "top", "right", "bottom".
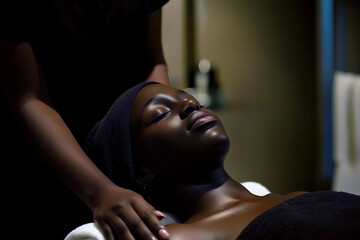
{"left": 237, "top": 190, "right": 360, "bottom": 240}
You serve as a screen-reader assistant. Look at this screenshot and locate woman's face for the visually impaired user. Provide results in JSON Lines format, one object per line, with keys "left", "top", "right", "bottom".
{"left": 130, "top": 84, "right": 230, "bottom": 178}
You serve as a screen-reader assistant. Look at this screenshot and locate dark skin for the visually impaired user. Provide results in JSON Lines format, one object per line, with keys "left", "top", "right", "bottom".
{"left": 130, "top": 84, "right": 306, "bottom": 240}
{"left": 0, "top": 7, "right": 170, "bottom": 240}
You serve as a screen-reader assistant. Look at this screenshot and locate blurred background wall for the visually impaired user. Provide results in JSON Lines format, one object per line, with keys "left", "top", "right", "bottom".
{"left": 161, "top": 0, "right": 360, "bottom": 194}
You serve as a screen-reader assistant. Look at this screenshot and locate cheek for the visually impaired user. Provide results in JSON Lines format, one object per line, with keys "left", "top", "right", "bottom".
{"left": 141, "top": 119, "right": 186, "bottom": 152}
{"left": 138, "top": 119, "right": 192, "bottom": 173}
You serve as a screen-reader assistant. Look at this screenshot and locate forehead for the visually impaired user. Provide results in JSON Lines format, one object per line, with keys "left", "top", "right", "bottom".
{"left": 138, "top": 84, "right": 174, "bottom": 102}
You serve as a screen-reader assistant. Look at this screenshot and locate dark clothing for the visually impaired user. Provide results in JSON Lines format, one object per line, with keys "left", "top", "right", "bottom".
{"left": 1, "top": 0, "right": 168, "bottom": 142}
{"left": 0, "top": 0, "right": 168, "bottom": 239}
{"left": 237, "top": 191, "right": 360, "bottom": 240}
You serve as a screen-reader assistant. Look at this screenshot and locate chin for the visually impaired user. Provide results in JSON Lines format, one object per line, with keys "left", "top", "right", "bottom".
{"left": 195, "top": 130, "right": 230, "bottom": 162}
{"left": 204, "top": 125, "right": 230, "bottom": 147}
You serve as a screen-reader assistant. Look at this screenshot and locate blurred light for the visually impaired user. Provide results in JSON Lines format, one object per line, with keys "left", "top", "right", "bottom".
{"left": 198, "top": 58, "right": 211, "bottom": 73}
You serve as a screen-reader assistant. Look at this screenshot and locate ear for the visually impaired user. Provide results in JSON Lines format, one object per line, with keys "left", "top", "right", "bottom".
{"left": 135, "top": 166, "right": 154, "bottom": 189}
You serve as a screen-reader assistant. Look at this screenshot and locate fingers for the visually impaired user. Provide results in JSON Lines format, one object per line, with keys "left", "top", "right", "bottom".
{"left": 154, "top": 210, "right": 166, "bottom": 220}
{"left": 93, "top": 192, "right": 170, "bottom": 240}
{"left": 132, "top": 201, "right": 170, "bottom": 239}
{"left": 98, "top": 207, "right": 170, "bottom": 240}
{"left": 96, "top": 217, "right": 135, "bottom": 240}
{"left": 94, "top": 220, "right": 115, "bottom": 240}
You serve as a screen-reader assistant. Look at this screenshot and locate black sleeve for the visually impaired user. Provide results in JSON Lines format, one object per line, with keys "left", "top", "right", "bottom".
{"left": 0, "top": 1, "right": 33, "bottom": 41}
{"left": 144, "top": 0, "right": 169, "bottom": 13}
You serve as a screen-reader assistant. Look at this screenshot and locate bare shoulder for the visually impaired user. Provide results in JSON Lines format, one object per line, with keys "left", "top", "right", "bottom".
{"left": 284, "top": 191, "right": 308, "bottom": 198}
{"left": 165, "top": 223, "right": 213, "bottom": 240}
{"left": 165, "top": 224, "right": 192, "bottom": 240}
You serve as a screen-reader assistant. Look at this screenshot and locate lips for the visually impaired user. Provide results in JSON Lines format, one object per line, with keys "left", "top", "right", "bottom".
{"left": 187, "top": 112, "right": 217, "bottom": 131}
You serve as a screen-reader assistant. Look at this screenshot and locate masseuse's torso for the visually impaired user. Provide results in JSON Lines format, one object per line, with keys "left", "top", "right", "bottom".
{"left": 1, "top": 0, "right": 168, "bottom": 142}
{"left": 0, "top": 1, "right": 168, "bottom": 238}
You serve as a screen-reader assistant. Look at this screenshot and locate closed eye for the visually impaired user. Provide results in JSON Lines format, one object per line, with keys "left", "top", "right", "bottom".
{"left": 151, "top": 111, "right": 170, "bottom": 124}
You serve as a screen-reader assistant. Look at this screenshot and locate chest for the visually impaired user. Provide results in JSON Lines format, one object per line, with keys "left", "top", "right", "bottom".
{"left": 185, "top": 195, "right": 290, "bottom": 240}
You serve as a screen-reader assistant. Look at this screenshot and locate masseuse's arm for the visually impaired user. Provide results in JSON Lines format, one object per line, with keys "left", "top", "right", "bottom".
{"left": 0, "top": 41, "right": 169, "bottom": 240}
{"left": 144, "top": 9, "right": 170, "bottom": 85}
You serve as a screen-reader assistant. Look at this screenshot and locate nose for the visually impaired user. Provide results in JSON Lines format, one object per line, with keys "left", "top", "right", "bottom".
{"left": 179, "top": 97, "right": 201, "bottom": 119}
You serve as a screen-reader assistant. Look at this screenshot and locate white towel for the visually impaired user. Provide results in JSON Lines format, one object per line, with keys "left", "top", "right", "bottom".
{"left": 64, "top": 223, "right": 105, "bottom": 240}
{"left": 241, "top": 181, "right": 271, "bottom": 196}
{"left": 64, "top": 182, "right": 271, "bottom": 240}
{"left": 333, "top": 71, "right": 353, "bottom": 166}
{"left": 332, "top": 71, "right": 360, "bottom": 195}
{"left": 353, "top": 78, "right": 360, "bottom": 166}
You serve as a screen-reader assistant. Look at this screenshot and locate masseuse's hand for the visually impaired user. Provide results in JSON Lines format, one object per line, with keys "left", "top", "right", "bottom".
{"left": 92, "top": 184, "right": 170, "bottom": 240}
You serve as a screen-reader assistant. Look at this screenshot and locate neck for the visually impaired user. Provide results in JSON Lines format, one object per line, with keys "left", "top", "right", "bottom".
{"left": 151, "top": 167, "right": 254, "bottom": 221}
{"left": 179, "top": 166, "right": 230, "bottom": 193}
{"left": 186, "top": 177, "right": 255, "bottom": 222}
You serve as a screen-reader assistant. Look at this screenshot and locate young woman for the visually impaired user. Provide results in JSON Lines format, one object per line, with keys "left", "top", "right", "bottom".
{"left": 84, "top": 82, "right": 360, "bottom": 240}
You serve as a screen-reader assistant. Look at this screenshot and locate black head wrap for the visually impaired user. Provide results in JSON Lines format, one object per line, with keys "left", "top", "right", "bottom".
{"left": 84, "top": 81, "right": 159, "bottom": 189}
